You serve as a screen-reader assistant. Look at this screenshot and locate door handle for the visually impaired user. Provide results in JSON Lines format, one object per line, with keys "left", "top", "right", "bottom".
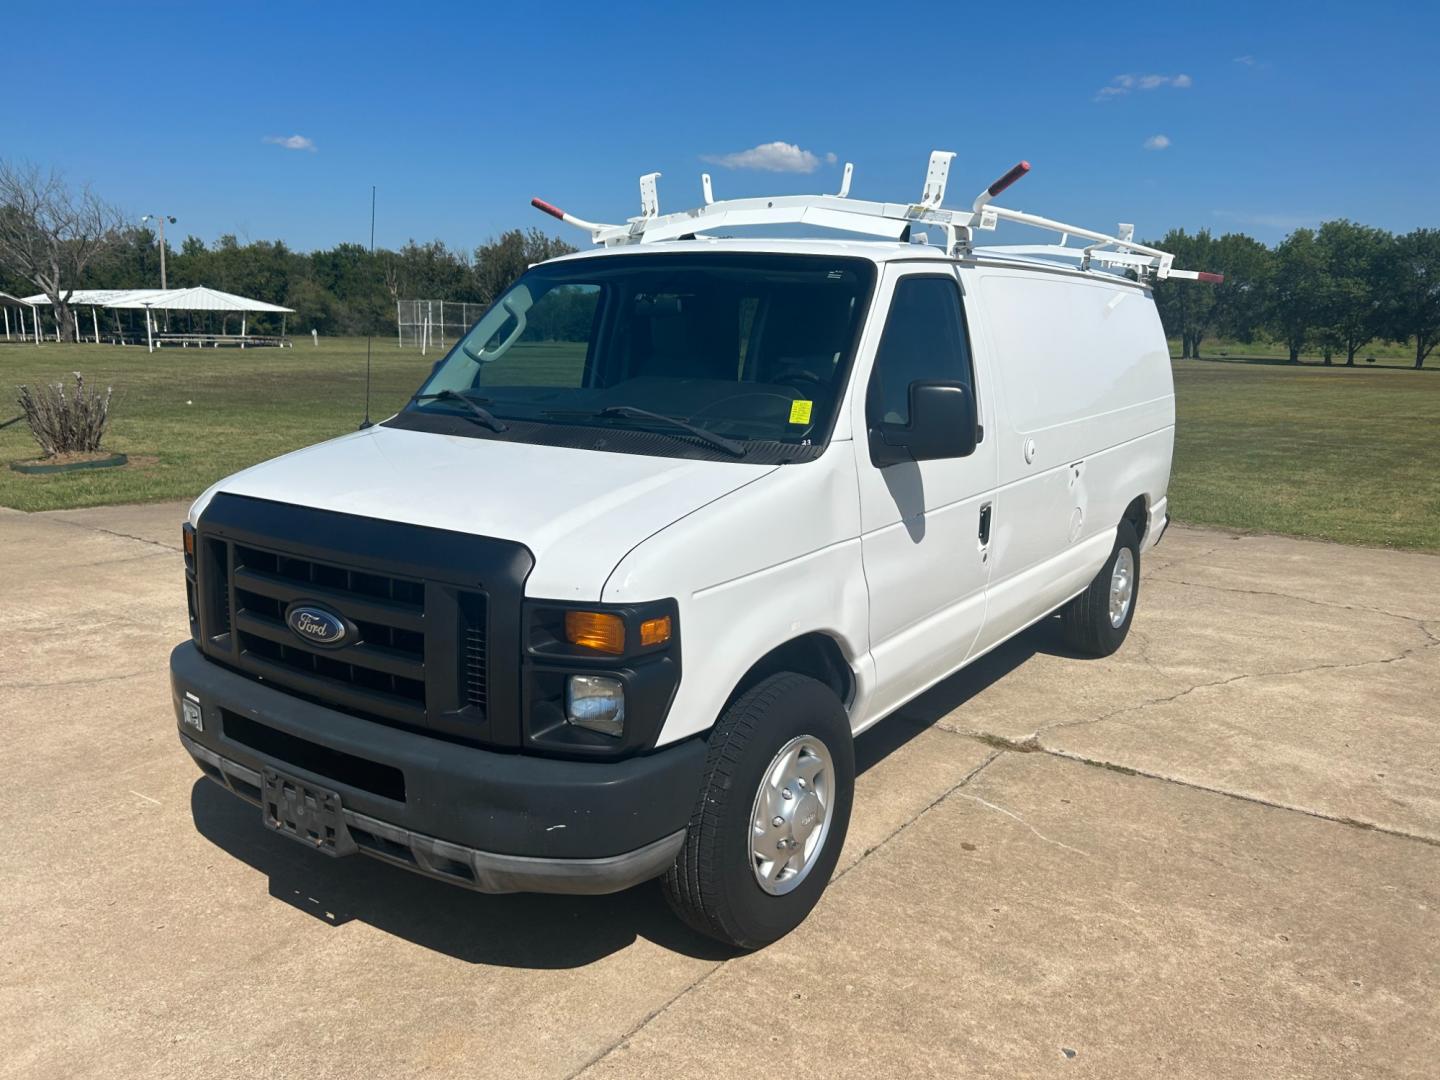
{"left": 978, "top": 502, "right": 993, "bottom": 546}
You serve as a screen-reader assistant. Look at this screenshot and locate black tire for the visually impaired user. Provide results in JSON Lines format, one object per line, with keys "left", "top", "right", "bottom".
{"left": 663, "top": 672, "right": 854, "bottom": 950}
{"left": 1061, "top": 518, "right": 1141, "bottom": 657}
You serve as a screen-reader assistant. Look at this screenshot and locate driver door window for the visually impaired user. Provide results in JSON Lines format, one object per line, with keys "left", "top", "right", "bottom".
{"left": 867, "top": 275, "right": 974, "bottom": 426}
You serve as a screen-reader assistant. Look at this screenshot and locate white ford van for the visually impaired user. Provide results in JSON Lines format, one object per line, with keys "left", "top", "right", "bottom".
{"left": 173, "top": 155, "right": 1212, "bottom": 947}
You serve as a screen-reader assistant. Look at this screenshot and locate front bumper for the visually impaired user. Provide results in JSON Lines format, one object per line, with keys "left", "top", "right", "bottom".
{"left": 171, "top": 642, "right": 705, "bottom": 894}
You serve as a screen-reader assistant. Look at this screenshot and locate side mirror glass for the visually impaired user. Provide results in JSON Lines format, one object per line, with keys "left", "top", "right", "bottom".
{"left": 869, "top": 380, "right": 979, "bottom": 467}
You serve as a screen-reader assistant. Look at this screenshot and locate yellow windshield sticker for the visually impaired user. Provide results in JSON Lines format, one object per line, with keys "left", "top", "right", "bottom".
{"left": 788, "top": 399, "right": 814, "bottom": 425}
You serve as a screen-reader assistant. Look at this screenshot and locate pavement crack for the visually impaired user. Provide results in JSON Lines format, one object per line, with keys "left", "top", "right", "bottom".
{"left": 1030, "top": 630, "right": 1440, "bottom": 742}
{"left": 570, "top": 746, "right": 1003, "bottom": 1077}
{"left": 568, "top": 963, "right": 727, "bottom": 1079}
{"left": 2, "top": 669, "right": 152, "bottom": 690}
{"left": 41, "top": 514, "right": 181, "bottom": 553}
{"left": 831, "top": 749, "right": 1003, "bottom": 885}
{"left": 1035, "top": 747, "right": 1440, "bottom": 849}
{"left": 1143, "top": 539, "right": 1229, "bottom": 575}
{"left": 1126, "top": 627, "right": 1181, "bottom": 684}
{"left": 950, "top": 792, "right": 1092, "bottom": 856}
{"left": 1149, "top": 573, "right": 1435, "bottom": 628}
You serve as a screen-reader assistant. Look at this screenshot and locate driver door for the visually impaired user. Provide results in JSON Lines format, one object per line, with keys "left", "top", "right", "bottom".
{"left": 852, "top": 267, "right": 999, "bottom": 719}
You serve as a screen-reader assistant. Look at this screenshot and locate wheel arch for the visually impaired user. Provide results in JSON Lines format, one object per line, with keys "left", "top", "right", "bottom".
{"left": 1122, "top": 493, "right": 1149, "bottom": 544}
{"left": 726, "top": 632, "right": 857, "bottom": 717}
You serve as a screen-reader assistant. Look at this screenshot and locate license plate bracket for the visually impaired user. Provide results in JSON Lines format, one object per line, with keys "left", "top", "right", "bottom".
{"left": 261, "top": 768, "right": 356, "bottom": 856}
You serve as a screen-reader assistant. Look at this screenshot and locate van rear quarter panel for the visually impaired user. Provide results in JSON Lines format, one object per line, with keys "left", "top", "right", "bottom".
{"left": 965, "top": 266, "right": 1174, "bottom": 645}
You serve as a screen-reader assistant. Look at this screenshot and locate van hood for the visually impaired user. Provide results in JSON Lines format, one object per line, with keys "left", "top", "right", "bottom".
{"left": 191, "top": 424, "right": 777, "bottom": 601}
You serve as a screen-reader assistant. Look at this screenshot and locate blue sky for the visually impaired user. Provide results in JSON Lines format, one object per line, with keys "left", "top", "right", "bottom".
{"left": 8, "top": 0, "right": 1437, "bottom": 253}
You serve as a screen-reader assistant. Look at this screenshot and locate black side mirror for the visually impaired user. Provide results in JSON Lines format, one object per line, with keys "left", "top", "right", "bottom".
{"left": 869, "top": 380, "right": 979, "bottom": 467}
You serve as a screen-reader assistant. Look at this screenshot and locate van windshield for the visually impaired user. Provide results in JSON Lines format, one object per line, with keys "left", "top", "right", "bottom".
{"left": 400, "top": 253, "right": 875, "bottom": 458}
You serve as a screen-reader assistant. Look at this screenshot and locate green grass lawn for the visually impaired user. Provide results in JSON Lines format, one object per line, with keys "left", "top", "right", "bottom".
{"left": 3, "top": 337, "right": 1439, "bottom": 551}
{"left": 0, "top": 337, "right": 428, "bottom": 512}
{"left": 1171, "top": 358, "right": 1440, "bottom": 550}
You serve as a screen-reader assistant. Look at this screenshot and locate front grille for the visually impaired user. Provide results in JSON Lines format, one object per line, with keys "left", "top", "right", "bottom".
{"left": 217, "top": 541, "right": 432, "bottom": 727}
{"left": 196, "top": 535, "right": 490, "bottom": 735}
{"left": 237, "top": 542, "right": 426, "bottom": 710}
{"left": 461, "top": 593, "right": 488, "bottom": 710}
{"left": 207, "top": 538, "right": 232, "bottom": 636}
{"left": 191, "top": 494, "right": 530, "bottom": 750}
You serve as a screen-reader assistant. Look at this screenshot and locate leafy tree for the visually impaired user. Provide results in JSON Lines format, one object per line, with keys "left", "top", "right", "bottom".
{"left": 1150, "top": 228, "right": 1215, "bottom": 358}
{"left": 1150, "top": 229, "right": 1269, "bottom": 358}
{"left": 84, "top": 225, "right": 162, "bottom": 290}
{"left": 1314, "top": 220, "right": 1392, "bottom": 366}
{"left": 1211, "top": 233, "right": 1273, "bottom": 344}
{"left": 1388, "top": 228, "right": 1440, "bottom": 369}
{"left": 384, "top": 240, "right": 474, "bottom": 306}
{"left": 472, "top": 229, "right": 576, "bottom": 307}
{"left": 1267, "top": 228, "right": 1326, "bottom": 362}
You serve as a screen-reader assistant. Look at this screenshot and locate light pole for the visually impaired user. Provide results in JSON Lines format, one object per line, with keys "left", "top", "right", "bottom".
{"left": 141, "top": 213, "right": 177, "bottom": 289}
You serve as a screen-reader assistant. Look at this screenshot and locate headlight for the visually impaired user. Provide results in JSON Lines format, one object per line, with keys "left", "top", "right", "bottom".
{"left": 522, "top": 598, "right": 679, "bottom": 757}
{"left": 566, "top": 675, "right": 625, "bottom": 736}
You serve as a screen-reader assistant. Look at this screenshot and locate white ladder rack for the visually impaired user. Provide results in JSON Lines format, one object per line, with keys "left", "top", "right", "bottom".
{"left": 532, "top": 151, "right": 1222, "bottom": 283}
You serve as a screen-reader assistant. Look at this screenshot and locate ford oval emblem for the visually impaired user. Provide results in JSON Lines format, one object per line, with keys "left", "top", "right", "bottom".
{"left": 285, "top": 603, "right": 348, "bottom": 647}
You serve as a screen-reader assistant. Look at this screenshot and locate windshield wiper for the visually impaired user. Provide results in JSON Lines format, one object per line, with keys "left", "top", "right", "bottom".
{"left": 412, "top": 390, "right": 508, "bottom": 433}
{"left": 548, "top": 405, "right": 747, "bottom": 458}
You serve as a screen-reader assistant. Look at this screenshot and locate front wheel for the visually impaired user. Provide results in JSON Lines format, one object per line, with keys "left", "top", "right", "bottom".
{"left": 1061, "top": 518, "right": 1141, "bottom": 657}
{"left": 663, "top": 672, "right": 854, "bottom": 950}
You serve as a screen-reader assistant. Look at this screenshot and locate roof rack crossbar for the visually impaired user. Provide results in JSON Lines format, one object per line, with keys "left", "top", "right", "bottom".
{"left": 531, "top": 151, "right": 1218, "bottom": 283}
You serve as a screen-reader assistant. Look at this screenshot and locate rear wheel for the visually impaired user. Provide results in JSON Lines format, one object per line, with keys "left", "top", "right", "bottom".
{"left": 1061, "top": 518, "right": 1141, "bottom": 657}
{"left": 662, "top": 672, "right": 854, "bottom": 950}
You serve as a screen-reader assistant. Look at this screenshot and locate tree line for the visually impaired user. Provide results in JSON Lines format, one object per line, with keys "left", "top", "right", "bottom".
{"left": 0, "top": 160, "right": 575, "bottom": 341}
{"left": 3, "top": 161, "right": 1436, "bottom": 367}
{"left": 1151, "top": 222, "right": 1439, "bottom": 368}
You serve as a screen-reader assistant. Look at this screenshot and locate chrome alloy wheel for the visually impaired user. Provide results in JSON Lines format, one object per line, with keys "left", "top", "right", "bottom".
{"left": 750, "top": 735, "right": 836, "bottom": 896}
{"left": 1109, "top": 546, "right": 1135, "bottom": 628}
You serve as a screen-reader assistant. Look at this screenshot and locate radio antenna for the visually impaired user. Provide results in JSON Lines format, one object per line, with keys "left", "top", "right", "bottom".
{"left": 358, "top": 184, "right": 377, "bottom": 430}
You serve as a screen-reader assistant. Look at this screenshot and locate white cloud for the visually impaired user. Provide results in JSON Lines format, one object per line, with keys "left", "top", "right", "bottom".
{"left": 700, "top": 141, "right": 829, "bottom": 173}
{"left": 1143, "top": 134, "right": 1172, "bottom": 151}
{"left": 1095, "top": 73, "right": 1192, "bottom": 101}
{"left": 263, "top": 134, "right": 317, "bottom": 152}
{"left": 1233, "top": 55, "right": 1256, "bottom": 66}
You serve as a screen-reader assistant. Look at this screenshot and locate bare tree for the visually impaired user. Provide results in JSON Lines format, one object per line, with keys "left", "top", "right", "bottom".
{"left": 0, "top": 161, "right": 123, "bottom": 342}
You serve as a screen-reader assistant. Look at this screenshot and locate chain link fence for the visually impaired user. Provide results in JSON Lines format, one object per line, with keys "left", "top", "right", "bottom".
{"left": 396, "top": 300, "right": 488, "bottom": 352}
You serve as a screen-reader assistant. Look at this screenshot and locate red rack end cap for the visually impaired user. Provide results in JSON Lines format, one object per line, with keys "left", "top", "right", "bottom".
{"left": 987, "top": 161, "right": 1031, "bottom": 198}
{"left": 531, "top": 197, "right": 564, "bottom": 220}
{"left": 1197, "top": 271, "right": 1225, "bottom": 284}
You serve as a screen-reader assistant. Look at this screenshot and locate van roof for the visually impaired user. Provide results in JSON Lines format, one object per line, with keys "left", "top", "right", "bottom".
{"left": 544, "top": 236, "right": 953, "bottom": 264}
{"left": 542, "top": 236, "right": 1155, "bottom": 288}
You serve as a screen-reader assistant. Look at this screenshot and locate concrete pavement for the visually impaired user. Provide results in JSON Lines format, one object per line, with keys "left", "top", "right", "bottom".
{"left": 1, "top": 503, "right": 1436, "bottom": 1079}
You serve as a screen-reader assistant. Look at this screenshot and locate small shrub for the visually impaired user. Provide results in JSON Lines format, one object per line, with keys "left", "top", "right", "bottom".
{"left": 16, "top": 372, "right": 114, "bottom": 458}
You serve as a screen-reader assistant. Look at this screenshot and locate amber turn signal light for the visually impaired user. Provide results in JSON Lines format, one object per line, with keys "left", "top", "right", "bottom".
{"left": 639, "top": 615, "right": 672, "bottom": 647}
{"left": 182, "top": 525, "right": 195, "bottom": 558}
{"left": 564, "top": 610, "right": 626, "bottom": 655}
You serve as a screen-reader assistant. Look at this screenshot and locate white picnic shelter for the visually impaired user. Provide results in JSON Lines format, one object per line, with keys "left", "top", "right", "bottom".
{"left": 10, "top": 286, "right": 294, "bottom": 351}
